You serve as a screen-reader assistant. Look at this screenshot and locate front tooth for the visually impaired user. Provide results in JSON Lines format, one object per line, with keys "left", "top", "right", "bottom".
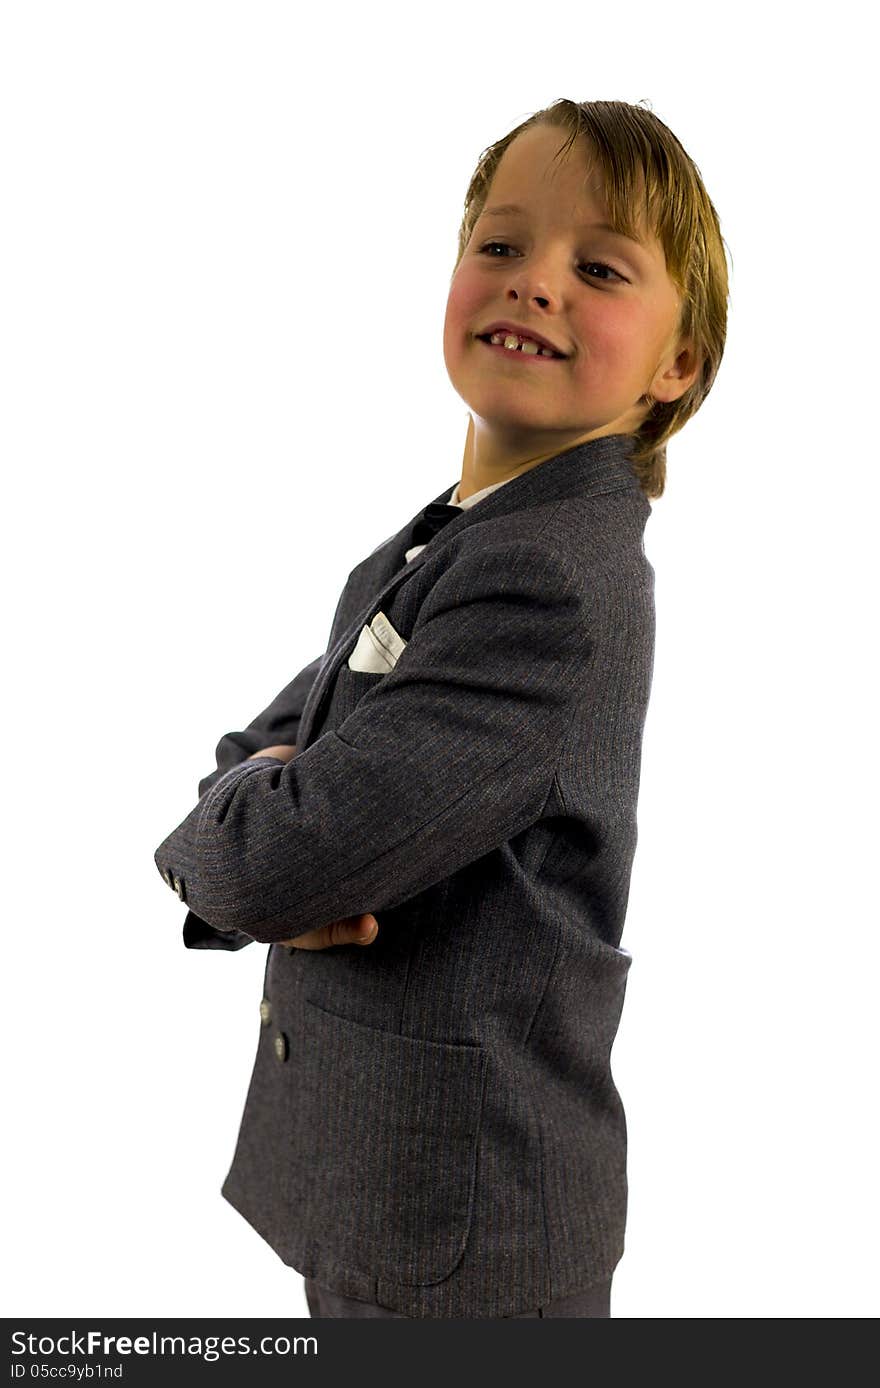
{"left": 489, "top": 331, "right": 521, "bottom": 349}
{"left": 488, "top": 330, "right": 556, "bottom": 356}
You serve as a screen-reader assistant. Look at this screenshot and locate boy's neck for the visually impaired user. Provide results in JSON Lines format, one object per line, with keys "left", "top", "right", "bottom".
{"left": 457, "top": 415, "right": 548, "bottom": 502}
{"left": 458, "top": 415, "right": 632, "bottom": 502}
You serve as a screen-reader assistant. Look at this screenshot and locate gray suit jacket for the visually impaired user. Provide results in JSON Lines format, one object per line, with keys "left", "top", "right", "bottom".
{"left": 154, "top": 431, "right": 655, "bottom": 1318}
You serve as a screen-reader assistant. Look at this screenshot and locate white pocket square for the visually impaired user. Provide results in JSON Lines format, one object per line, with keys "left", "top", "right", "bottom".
{"left": 347, "top": 610, "right": 408, "bottom": 673}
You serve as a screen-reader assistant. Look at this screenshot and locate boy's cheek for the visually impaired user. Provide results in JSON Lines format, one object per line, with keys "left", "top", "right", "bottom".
{"left": 444, "top": 266, "right": 488, "bottom": 333}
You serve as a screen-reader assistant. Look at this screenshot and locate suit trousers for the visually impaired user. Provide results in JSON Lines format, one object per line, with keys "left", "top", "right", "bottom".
{"left": 304, "top": 1276, "right": 613, "bottom": 1319}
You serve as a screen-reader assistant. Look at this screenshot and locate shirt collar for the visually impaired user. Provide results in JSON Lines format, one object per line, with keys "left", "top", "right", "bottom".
{"left": 446, "top": 477, "right": 511, "bottom": 509}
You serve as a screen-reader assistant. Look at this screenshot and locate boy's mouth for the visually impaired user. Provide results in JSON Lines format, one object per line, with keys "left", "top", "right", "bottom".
{"left": 476, "top": 332, "right": 567, "bottom": 362}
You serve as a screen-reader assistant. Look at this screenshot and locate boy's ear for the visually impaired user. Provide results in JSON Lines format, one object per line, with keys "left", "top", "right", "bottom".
{"left": 651, "top": 337, "right": 702, "bottom": 405}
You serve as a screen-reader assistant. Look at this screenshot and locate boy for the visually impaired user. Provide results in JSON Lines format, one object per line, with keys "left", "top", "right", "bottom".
{"left": 155, "top": 98, "right": 727, "bottom": 1318}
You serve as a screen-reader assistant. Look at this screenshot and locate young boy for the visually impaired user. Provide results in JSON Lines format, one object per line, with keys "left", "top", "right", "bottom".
{"left": 155, "top": 98, "right": 728, "bottom": 1319}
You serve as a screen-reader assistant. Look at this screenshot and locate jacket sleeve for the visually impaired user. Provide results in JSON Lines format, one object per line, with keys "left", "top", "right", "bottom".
{"left": 154, "top": 541, "right": 593, "bottom": 945}
{"left": 196, "top": 652, "right": 325, "bottom": 798}
{"left": 174, "top": 651, "right": 325, "bottom": 950}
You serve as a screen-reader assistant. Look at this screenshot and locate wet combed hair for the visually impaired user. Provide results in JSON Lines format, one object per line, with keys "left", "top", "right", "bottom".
{"left": 451, "top": 98, "right": 731, "bottom": 499}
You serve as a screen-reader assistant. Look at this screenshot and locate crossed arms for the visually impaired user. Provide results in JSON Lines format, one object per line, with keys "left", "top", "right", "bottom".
{"left": 154, "top": 541, "right": 592, "bottom": 948}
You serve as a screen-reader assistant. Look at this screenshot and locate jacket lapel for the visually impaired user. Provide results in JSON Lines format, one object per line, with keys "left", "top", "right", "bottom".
{"left": 297, "top": 433, "right": 641, "bottom": 750}
{"left": 296, "top": 484, "right": 453, "bottom": 750}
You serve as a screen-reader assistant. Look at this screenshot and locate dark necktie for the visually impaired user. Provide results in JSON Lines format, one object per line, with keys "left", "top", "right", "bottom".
{"left": 409, "top": 500, "right": 462, "bottom": 549}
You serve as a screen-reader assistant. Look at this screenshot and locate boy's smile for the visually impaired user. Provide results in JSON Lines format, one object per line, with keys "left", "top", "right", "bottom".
{"left": 443, "top": 123, "right": 699, "bottom": 495}
{"left": 475, "top": 328, "right": 568, "bottom": 363}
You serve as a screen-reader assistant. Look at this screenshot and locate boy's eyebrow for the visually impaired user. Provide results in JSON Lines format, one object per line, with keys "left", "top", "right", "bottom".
{"left": 481, "top": 202, "right": 647, "bottom": 248}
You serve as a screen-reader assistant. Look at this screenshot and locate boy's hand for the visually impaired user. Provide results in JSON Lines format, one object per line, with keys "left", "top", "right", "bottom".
{"left": 244, "top": 744, "right": 380, "bottom": 948}
{"left": 247, "top": 744, "right": 297, "bottom": 763}
{"left": 278, "top": 914, "right": 379, "bottom": 950}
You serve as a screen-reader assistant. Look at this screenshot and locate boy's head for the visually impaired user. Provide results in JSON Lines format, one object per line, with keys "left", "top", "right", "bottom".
{"left": 444, "top": 99, "right": 730, "bottom": 498}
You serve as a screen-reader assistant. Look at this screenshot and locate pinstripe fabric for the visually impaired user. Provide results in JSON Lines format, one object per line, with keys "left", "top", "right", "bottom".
{"left": 304, "top": 1273, "right": 612, "bottom": 1317}
{"left": 155, "top": 431, "right": 655, "bottom": 1318}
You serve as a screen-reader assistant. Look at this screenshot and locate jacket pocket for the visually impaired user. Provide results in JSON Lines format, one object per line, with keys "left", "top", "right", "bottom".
{"left": 293, "top": 998, "right": 487, "bottom": 1285}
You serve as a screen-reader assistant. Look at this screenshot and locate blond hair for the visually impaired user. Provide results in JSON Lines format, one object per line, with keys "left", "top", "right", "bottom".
{"left": 451, "top": 98, "right": 731, "bottom": 499}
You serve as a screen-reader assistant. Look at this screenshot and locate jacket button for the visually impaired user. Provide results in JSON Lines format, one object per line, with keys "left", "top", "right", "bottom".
{"left": 163, "top": 868, "right": 174, "bottom": 888}
{"left": 173, "top": 874, "right": 186, "bottom": 902}
{"left": 274, "top": 1031, "right": 289, "bottom": 1062}
{"left": 259, "top": 998, "right": 271, "bottom": 1026}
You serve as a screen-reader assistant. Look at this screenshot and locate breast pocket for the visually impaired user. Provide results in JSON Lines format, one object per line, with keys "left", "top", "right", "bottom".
{"left": 291, "top": 998, "right": 487, "bottom": 1285}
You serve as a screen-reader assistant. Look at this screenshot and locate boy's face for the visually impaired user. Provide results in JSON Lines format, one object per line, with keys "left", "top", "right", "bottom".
{"left": 443, "top": 123, "right": 697, "bottom": 457}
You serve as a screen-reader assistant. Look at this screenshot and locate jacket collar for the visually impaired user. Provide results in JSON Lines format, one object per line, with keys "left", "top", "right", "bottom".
{"left": 297, "top": 433, "right": 644, "bottom": 750}
{"left": 453, "top": 428, "right": 640, "bottom": 509}
{"left": 391, "top": 429, "right": 643, "bottom": 570}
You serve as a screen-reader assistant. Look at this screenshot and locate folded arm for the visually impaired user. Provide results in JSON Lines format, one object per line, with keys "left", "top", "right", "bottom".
{"left": 155, "top": 542, "right": 593, "bottom": 945}
{"left": 195, "top": 652, "right": 324, "bottom": 799}
{"left": 174, "top": 652, "right": 324, "bottom": 950}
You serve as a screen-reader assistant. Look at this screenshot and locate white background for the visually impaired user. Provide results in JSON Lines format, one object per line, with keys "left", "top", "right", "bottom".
{"left": 2, "top": 0, "right": 876, "bottom": 1321}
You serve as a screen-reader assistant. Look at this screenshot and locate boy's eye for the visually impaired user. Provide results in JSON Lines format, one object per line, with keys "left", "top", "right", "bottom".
{"left": 478, "top": 240, "right": 625, "bottom": 284}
